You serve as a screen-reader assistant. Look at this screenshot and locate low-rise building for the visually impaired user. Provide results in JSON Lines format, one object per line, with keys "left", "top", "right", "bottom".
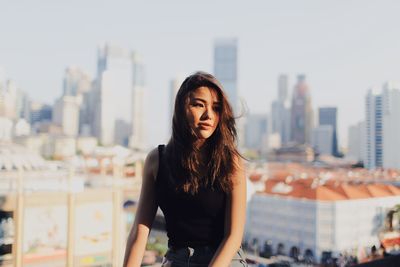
{"left": 246, "top": 177, "right": 400, "bottom": 263}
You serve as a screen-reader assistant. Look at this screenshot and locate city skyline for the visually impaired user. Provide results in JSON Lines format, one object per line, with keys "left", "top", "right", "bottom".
{"left": 1, "top": 0, "right": 400, "bottom": 147}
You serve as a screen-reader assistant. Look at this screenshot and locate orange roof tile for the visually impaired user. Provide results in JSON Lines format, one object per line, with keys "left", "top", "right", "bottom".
{"left": 261, "top": 179, "right": 400, "bottom": 201}
{"left": 366, "top": 184, "right": 393, "bottom": 197}
{"left": 386, "top": 185, "right": 400, "bottom": 195}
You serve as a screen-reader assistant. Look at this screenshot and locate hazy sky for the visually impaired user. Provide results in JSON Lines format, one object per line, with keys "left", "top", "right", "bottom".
{"left": 1, "top": 0, "right": 400, "bottom": 148}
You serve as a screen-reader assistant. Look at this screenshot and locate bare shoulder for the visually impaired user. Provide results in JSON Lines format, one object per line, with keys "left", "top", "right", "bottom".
{"left": 232, "top": 155, "right": 246, "bottom": 185}
{"left": 144, "top": 147, "right": 160, "bottom": 182}
{"left": 233, "top": 154, "right": 245, "bottom": 173}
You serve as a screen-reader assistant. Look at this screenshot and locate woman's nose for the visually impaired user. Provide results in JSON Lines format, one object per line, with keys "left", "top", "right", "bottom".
{"left": 202, "top": 107, "right": 214, "bottom": 120}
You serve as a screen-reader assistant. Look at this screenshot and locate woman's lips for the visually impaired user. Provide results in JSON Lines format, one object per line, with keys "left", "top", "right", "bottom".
{"left": 198, "top": 123, "right": 213, "bottom": 129}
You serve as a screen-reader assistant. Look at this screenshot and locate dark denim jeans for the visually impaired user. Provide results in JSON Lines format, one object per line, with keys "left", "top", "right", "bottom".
{"left": 161, "top": 246, "right": 248, "bottom": 267}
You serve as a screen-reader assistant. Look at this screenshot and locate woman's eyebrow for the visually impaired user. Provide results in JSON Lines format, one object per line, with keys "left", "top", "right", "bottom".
{"left": 192, "top": 97, "right": 207, "bottom": 103}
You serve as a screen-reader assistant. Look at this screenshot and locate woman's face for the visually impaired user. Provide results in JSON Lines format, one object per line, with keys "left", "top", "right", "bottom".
{"left": 185, "top": 86, "right": 221, "bottom": 142}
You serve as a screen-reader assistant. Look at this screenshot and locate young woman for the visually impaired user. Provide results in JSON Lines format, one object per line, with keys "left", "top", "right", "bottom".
{"left": 123, "top": 71, "right": 247, "bottom": 267}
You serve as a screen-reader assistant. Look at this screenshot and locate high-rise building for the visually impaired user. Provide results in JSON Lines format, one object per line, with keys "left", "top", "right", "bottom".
{"left": 213, "top": 38, "right": 246, "bottom": 149}
{"left": 129, "top": 52, "right": 145, "bottom": 150}
{"left": 115, "top": 119, "right": 131, "bottom": 146}
{"left": 311, "top": 125, "right": 333, "bottom": 155}
{"left": 290, "top": 75, "right": 313, "bottom": 145}
{"left": 53, "top": 96, "right": 80, "bottom": 136}
{"left": 271, "top": 74, "right": 291, "bottom": 145}
{"left": 382, "top": 82, "right": 400, "bottom": 169}
{"left": 30, "top": 102, "right": 52, "bottom": 125}
{"left": 79, "top": 81, "right": 96, "bottom": 136}
{"left": 347, "top": 121, "right": 365, "bottom": 163}
{"left": 318, "top": 107, "right": 338, "bottom": 156}
{"left": 169, "top": 76, "right": 184, "bottom": 130}
{"left": 61, "top": 66, "right": 93, "bottom": 136}
{"left": 213, "top": 38, "right": 238, "bottom": 114}
{"left": 16, "top": 89, "right": 30, "bottom": 122}
{"left": 63, "top": 67, "right": 92, "bottom": 96}
{"left": 0, "top": 80, "right": 18, "bottom": 119}
{"left": 365, "top": 89, "right": 383, "bottom": 169}
{"left": 245, "top": 114, "right": 268, "bottom": 151}
{"left": 95, "top": 43, "right": 132, "bottom": 146}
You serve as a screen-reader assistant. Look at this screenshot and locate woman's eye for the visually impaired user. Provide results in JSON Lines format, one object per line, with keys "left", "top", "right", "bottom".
{"left": 213, "top": 106, "right": 221, "bottom": 112}
{"left": 192, "top": 103, "right": 204, "bottom": 107}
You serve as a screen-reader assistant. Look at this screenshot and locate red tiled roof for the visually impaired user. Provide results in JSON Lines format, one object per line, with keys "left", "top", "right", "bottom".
{"left": 381, "top": 236, "right": 400, "bottom": 249}
{"left": 261, "top": 177, "right": 400, "bottom": 201}
{"left": 249, "top": 173, "right": 262, "bottom": 182}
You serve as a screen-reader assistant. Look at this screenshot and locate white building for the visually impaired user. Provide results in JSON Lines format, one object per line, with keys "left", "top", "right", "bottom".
{"left": 63, "top": 66, "right": 92, "bottom": 96}
{"left": 51, "top": 136, "right": 76, "bottom": 159}
{"left": 129, "top": 52, "right": 145, "bottom": 150}
{"left": 0, "top": 117, "right": 13, "bottom": 141}
{"left": 365, "top": 83, "right": 400, "bottom": 170}
{"left": 311, "top": 125, "right": 333, "bottom": 155}
{"left": 0, "top": 79, "right": 30, "bottom": 122}
{"left": 347, "top": 121, "right": 365, "bottom": 163}
{"left": 13, "top": 118, "right": 31, "bottom": 137}
{"left": 0, "top": 80, "right": 18, "bottom": 119}
{"left": 76, "top": 136, "right": 98, "bottom": 155}
{"left": 95, "top": 43, "right": 132, "bottom": 146}
{"left": 0, "top": 142, "right": 50, "bottom": 172}
{"left": 247, "top": 178, "right": 400, "bottom": 263}
{"left": 14, "top": 134, "right": 43, "bottom": 155}
{"left": 115, "top": 119, "right": 131, "bottom": 147}
{"left": 382, "top": 83, "right": 400, "bottom": 169}
{"left": 365, "top": 88, "right": 383, "bottom": 169}
{"left": 53, "top": 96, "right": 81, "bottom": 136}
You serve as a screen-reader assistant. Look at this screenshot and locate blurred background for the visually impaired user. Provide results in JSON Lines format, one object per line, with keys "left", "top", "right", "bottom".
{"left": 1, "top": 0, "right": 400, "bottom": 266}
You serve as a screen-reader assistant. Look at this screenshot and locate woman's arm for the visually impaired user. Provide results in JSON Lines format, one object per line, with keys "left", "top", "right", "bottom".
{"left": 123, "top": 148, "right": 159, "bottom": 267}
{"left": 209, "top": 157, "right": 247, "bottom": 267}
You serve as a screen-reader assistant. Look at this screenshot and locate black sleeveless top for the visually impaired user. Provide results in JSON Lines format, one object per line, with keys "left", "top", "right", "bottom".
{"left": 155, "top": 145, "right": 227, "bottom": 247}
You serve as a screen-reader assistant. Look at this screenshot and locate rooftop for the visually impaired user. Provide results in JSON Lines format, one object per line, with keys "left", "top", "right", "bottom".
{"left": 260, "top": 177, "right": 400, "bottom": 201}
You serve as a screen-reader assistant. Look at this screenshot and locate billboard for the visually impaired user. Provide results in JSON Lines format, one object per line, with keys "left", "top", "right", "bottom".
{"left": 22, "top": 205, "right": 67, "bottom": 267}
{"left": 74, "top": 201, "right": 113, "bottom": 266}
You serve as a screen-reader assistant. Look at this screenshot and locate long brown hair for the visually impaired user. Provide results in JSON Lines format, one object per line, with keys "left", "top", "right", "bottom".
{"left": 166, "top": 71, "right": 241, "bottom": 194}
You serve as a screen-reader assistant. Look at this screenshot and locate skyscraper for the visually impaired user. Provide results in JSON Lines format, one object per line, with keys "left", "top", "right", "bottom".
{"left": 129, "top": 52, "right": 146, "bottom": 150}
{"left": 95, "top": 43, "right": 132, "bottom": 146}
{"left": 79, "top": 81, "right": 96, "bottom": 136}
{"left": 311, "top": 125, "right": 333, "bottom": 155}
{"left": 347, "top": 121, "right": 365, "bottom": 162}
{"left": 382, "top": 82, "right": 400, "bottom": 169}
{"left": 0, "top": 80, "right": 17, "bottom": 119}
{"left": 62, "top": 66, "right": 93, "bottom": 136}
{"left": 271, "top": 74, "right": 291, "bottom": 145}
{"left": 318, "top": 107, "right": 338, "bottom": 156}
{"left": 30, "top": 102, "right": 52, "bottom": 125}
{"left": 53, "top": 96, "right": 80, "bottom": 136}
{"left": 63, "top": 67, "right": 91, "bottom": 96}
{"left": 365, "top": 82, "right": 400, "bottom": 170}
{"left": 290, "top": 75, "right": 313, "bottom": 145}
{"left": 245, "top": 113, "right": 268, "bottom": 151}
{"left": 213, "top": 38, "right": 238, "bottom": 114}
{"left": 365, "top": 88, "right": 383, "bottom": 169}
{"left": 169, "top": 76, "right": 184, "bottom": 127}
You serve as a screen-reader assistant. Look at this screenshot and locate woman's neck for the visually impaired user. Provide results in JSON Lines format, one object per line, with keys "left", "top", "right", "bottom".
{"left": 193, "top": 140, "right": 209, "bottom": 163}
